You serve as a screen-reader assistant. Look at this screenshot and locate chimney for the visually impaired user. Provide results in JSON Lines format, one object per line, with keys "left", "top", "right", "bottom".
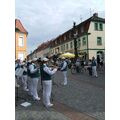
{"left": 93, "top": 13, "right": 98, "bottom": 17}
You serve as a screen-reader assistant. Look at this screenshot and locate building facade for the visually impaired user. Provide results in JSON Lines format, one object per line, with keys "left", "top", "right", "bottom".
{"left": 15, "top": 19, "right": 28, "bottom": 61}
{"left": 27, "top": 13, "right": 105, "bottom": 60}
{"left": 50, "top": 13, "right": 105, "bottom": 60}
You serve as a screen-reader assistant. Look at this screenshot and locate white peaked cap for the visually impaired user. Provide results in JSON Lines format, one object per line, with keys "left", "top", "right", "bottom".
{"left": 32, "top": 58, "right": 38, "bottom": 62}
{"left": 28, "top": 60, "right": 32, "bottom": 62}
{"left": 42, "top": 57, "right": 49, "bottom": 61}
{"left": 21, "top": 62, "right": 25, "bottom": 65}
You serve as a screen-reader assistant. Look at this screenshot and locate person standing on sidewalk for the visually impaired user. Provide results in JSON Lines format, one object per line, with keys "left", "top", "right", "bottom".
{"left": 29, "top": 58, "right": 41, "bottom": 101}
{"left": 91, "top": 56, "right": 98, "bottom": 77}
{"left": 60, "top": 57, "right": 68, "bottom": 85}
{"left": 75, "top": 57, "right": 80, "bottom": 73}
{"left": 87, "top": 59, "right": 92, "bottom": 76}
{"left": 41, "top": 57, "right": 58, "bottom": 108}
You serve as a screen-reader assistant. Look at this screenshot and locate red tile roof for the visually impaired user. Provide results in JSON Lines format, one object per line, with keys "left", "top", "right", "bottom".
{"left": 15, "top": 19, "right": 28, "bottom": 34}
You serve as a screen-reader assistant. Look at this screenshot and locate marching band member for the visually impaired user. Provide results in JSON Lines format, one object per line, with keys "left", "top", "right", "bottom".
{"left": 27, "top": 60, "right": 33, "bottom": 96}
{"left": 29, "top": 58, "right": 41, "bottom": 100}
{"left": 41, "top": 57, "right": 58, "bottom": 108}
{"left": 21, "top": 62, "right": 29, "bottom": 91}
{"left": 60, "top": 57, "right": 68, "bottom": 85}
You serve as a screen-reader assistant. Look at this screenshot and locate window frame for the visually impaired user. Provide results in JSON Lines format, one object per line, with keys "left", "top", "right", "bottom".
{"left": 78, "top": 39, "right": 81, "bottom": 48}
{"left": 94, "top": 22, "right": 103, "bottom": 31}
{"left": 70, "top": 42, "right": 73, "bottom": 49}
{"left": 18, "top": 52, "right": 24, "bottom": 60}
{"left": 66, "top": 43, "right": 68, "bottom": 50}
{"left": 97, "top": 37, "right": 102, "bottom": 45}
{"left": 99, "top": 23, "right": 103, "bottom": 31}
{"left": 82, "top": 37, "right": 86, "bottom": 46}
{"left": 94, "top": 22, "right": 98, "bottom": 30}
{"left": 18, "top": 36, "right": 24, "bottom": 47}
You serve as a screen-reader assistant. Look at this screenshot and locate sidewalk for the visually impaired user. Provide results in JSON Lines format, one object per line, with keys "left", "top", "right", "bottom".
{"left": 16, "top": 87, "right": 96, "bottom": 120}
{"left": 16, "top": 69, "right": 105, "bottom": 120}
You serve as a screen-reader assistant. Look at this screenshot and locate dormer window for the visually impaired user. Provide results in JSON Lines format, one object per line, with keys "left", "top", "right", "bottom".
{"left": 64, "top": 35, "right": 66, "bottom": 41}
{"left": 69, "top": 33, "right": 71, "bottom": 39}
{"left": 55, "top": 40, "right": 57, "bottom": 45}
{"left": 81, "top": 27, "right": 84, "bottom": 33}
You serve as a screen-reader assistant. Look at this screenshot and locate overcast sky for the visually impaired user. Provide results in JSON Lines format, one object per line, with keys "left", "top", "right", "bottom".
{"left": 15, "top": 0, "right": 105, "bottom": 54}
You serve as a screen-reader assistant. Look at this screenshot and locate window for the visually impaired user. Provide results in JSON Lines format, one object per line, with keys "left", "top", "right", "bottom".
{"left": 82, "top": 37, "right": 86, "bottom": 46}
{"left": 69, "top": 33, "right": 71, "bottom": 38}
{"left": 66, "top": 43, "right": 68, "bottom": 50}
{"left": 94, "top": 23, "right": 98, "bottom": 30}
{"left": 64, "top": 35, "right": 66, "bottom": 41}
{"left": 55, "top": 40, "right": 57, "bottom": 45}
{"left": 81, "top": 27, "right": 84, "bottom": 33}
{"left": 70, "top": 42, "right": 73, "bottom": 49}
{"left": 97, "top": 37, "right": 102, "bottom": 45}
{"left": 61, "top": 46, "right": 63, "bottom": 52}
{"left": 99, "top": 23, "right": 103, "bottom": 31}
{"left": 94, "top": 22, "right": 103, "bottom": 31}
{"left": 51, "top": 50, "right": 52, "bottom": 54}
{"left": 78, "top": 39, "right": 81, "bottom": 48}
{"left": 53, "top": 49, "right": 54, "bottom": 54}
{"left": 18, "top": 36, "right": 24, "bottom": 47}
{"left": 18, "top": 53, "right": 24, "bottom": 61}
{"left": 63, "top": 44, "right": 65, "bottom": 50}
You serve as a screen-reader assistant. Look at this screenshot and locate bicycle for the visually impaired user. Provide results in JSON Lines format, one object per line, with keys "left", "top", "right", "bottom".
{"left": 71, "top": 64, "right": 83, "bottom": 74}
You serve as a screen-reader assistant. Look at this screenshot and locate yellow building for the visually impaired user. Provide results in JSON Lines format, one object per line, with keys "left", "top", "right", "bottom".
{"left": 15, "top": 19, "right": 28, "bottom": 61}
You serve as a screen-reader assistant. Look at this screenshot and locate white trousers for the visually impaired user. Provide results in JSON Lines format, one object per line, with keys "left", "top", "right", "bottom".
{"left": 92, "top": 66, "right": 98, "bottom": 77}
{"left": 62, "top": 71, "right": 67, "bottom": 84}
{"left": 28, "top": 76, "right": 33, "bottom": 95}
{"left": 31, "top": 78, "right": 39, "bottom": 98}
{"left": 42, "top": 80, "right": 52, "bottom": 106}
{"left": 22, "top": 75, "right": 28, "bottom": 90}
{"left": 15, "top": 76, "right": 19, "bottom": 87}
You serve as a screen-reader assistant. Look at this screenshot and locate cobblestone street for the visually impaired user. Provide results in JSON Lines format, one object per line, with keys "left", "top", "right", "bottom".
{"left": 16, "top": 69, "right": 105, "bottom": 120}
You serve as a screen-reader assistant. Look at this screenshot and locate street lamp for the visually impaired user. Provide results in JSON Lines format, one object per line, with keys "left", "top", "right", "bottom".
{"left": 73, "top": 22, "right": 78, "bottom": 60}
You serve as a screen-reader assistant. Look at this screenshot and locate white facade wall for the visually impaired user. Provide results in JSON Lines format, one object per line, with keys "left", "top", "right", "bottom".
{"left": 36, "top": 50, "right": 44, "bottom": 58}
{"left": 88, "top": 21, "right": 105, "bottom": 49}
{"left": 87, "top": 21, "right": 105, "bottom": 59}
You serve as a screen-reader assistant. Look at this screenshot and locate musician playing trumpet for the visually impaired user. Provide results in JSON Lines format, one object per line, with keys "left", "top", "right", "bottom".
{"left": 40, "top": 57, "right": 58, "bottom": 108}
{"left": 29, "top": 58, "right": 41, "bottom": 101}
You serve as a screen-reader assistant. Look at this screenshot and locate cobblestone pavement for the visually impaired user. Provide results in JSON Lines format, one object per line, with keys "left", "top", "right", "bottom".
{"left": 52, "top": 69, "right": 105, "bottom": 120}
{"left": 16, "top": 69, "right": 105, "bottom": 120}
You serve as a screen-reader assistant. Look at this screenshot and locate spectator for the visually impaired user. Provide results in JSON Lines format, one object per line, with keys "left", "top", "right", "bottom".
{"left": 91, "top": 56, "right": 98, "bottom": 77}
{"left": 75, "top": 58, "right": 80, "bottom": 73}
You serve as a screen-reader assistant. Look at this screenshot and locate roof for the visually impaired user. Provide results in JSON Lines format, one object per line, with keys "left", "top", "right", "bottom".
{"left": 15, "top": 19, "right": 28, "bottom": 34}
{"left": 51, "top": 13, "right": 105, "bottom": 47}
{"left": 36, "top": 41, "right": 51, "bottom": 52}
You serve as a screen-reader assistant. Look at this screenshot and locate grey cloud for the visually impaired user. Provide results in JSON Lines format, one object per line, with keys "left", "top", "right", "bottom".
{"left": 16, "top": 0, "right": 105, "bottom": 54}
